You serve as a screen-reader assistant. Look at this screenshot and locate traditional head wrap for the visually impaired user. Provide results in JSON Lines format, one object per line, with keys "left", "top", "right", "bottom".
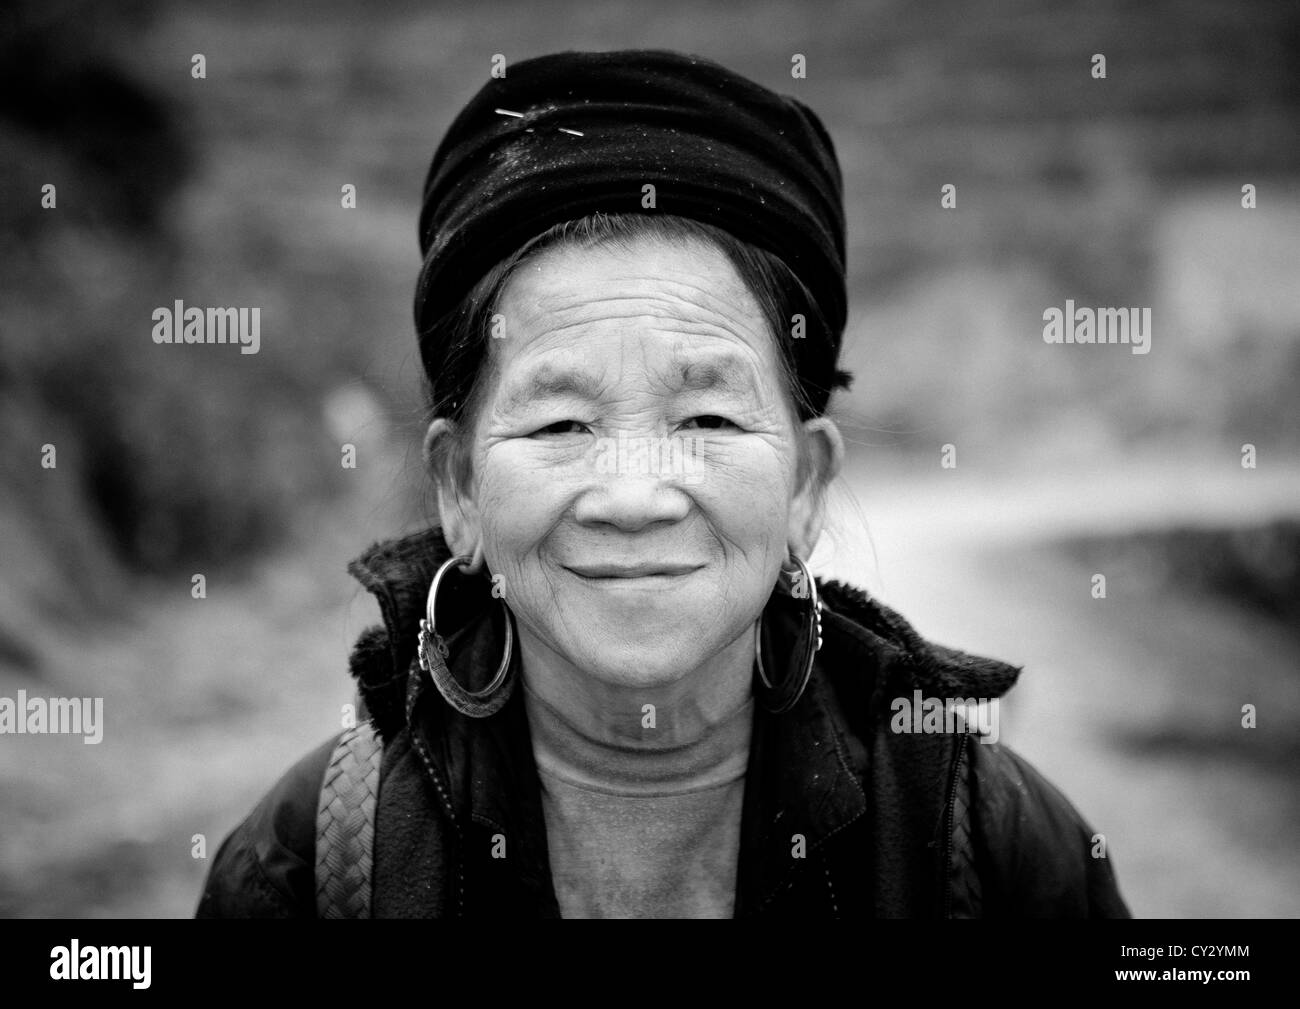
{"left": 416, "top": 49, "right": 848, "bottom": 415}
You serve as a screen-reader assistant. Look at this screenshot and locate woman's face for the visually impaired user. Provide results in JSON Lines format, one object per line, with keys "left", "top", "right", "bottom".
{"left": 436, "top": 234, "right": 840, "bottom": 691}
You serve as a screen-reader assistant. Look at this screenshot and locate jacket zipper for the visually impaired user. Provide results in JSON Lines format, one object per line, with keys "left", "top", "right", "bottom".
{"left": 406, "top": 691, "right": 468, "bottom": 917}
{"left": 941, "top": 733, "right": 967, "bottom": 919}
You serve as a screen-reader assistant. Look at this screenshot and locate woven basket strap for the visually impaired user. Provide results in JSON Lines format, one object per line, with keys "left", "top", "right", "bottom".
{"left": 315, "top": 722, "right": 383, "bottom": 918}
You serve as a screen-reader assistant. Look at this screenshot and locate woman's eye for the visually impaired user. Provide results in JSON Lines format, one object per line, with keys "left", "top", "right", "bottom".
{"left": 533, "top": 420, "right": 588, "bottom": 436}
{"left": 680, "top": 415, "right": 735, "bottom": 430}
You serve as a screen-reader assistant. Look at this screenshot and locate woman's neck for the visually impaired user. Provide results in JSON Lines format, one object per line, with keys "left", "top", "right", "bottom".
{"left": 522, "top": 679, "right": 752, "bottom": 795}
{"left": 516, "top": 622, "right": 756, "bottom": 752}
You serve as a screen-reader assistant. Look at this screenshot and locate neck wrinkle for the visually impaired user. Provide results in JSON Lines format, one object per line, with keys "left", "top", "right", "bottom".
{"left": 522, "top": 679, "right": 753, "bottom": 796}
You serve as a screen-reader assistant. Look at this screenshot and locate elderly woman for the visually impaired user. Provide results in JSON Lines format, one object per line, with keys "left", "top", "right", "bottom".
{"left": 197, "top": 50, "right": 1128, "bottom": 918}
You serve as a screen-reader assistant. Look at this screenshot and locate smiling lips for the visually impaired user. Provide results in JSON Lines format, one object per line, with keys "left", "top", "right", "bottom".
{"left": 566, "top": 563, "right": 702, "bottom": 579}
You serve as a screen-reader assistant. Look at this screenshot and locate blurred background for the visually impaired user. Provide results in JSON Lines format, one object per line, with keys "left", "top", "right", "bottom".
{"left": 1, "top": 0, "right": 1297, "bottom": 917}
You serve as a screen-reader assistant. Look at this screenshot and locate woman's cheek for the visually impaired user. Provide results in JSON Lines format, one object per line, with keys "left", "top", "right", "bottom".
{"left": 478, "top": 441, "right": 577, "bottom": 512}
{"left": 694, "top": 437, "right": 794, "bottom": 530}
{"left": 475, "top": 444, "right": 575, "bottom": 581}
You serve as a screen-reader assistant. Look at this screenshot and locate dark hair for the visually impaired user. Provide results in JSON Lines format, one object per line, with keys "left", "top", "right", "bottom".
{"left": 422, "top": 212, "right": 852, "bottom": 493}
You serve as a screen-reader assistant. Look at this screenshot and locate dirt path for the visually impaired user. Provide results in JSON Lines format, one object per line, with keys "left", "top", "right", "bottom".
{"left": 820, "top": 453, "right": 1300, "bottom": 917}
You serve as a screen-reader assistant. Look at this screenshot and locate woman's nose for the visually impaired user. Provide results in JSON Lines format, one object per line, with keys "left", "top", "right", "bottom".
{"left": 572, "top": 463, "right": 692, "bottom": 531}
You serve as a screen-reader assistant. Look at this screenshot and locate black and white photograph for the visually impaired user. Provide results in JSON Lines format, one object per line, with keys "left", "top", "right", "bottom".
{"left": 0, "top": 0, "right": 1296, "bottom": 981}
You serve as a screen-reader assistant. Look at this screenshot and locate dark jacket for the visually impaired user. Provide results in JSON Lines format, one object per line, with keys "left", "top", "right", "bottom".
{"left": 196, "top": 527, "right": 1130, "bottom": 918}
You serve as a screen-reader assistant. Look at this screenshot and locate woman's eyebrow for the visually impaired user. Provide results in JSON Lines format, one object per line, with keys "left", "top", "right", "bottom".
{"left": 677, "top": 355, "right": 759, "bottom": 396}
{"left": 499, "top": 365, "right": 605, "bottom": 412}
{"left": 499, "top": 354, "right": 758, "bottom": 413}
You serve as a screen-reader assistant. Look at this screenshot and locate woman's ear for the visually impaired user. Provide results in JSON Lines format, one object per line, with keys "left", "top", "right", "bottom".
{"left": 424, "top": 417, "right": 482, "bottom": 560}
{"left": 786, "top": 416, "right": 844, "bottom": 561}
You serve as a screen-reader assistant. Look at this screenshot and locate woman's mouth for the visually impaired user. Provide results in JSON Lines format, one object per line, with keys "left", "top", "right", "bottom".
{"left": 563, "top": 562, "right": 704, "bottom": 588}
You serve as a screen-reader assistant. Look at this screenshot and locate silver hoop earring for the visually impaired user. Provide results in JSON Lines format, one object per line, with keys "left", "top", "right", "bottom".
{"left": 417, "top": 554, "right": 517, "bottom": 718}
{"left": 754, "top": 553, "right": 823, "bottom": 714}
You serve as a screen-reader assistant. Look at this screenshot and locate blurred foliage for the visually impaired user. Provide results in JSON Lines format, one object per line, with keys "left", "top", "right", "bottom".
{"left": 0, "top": 1, "right": 190, "bottom": 235}
{"left": 1, "top": 0, "right": 361, "bottom": 592}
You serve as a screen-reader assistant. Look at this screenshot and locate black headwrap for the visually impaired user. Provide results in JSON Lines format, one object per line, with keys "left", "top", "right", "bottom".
{"left": 416, "top": 49, "right": 848, "bottom": 415}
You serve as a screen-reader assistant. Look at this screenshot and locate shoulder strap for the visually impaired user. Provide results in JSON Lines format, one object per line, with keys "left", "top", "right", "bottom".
{"left": 315, "top": 720, "right": 383, "bottom": 918}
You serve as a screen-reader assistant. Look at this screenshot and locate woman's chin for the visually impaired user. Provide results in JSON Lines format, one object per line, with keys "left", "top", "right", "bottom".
{"left": 549, "top": 618, "right": 730, "bottom": 691}
{"left": 565, "top": 652, "right": 710, "bottom": 691}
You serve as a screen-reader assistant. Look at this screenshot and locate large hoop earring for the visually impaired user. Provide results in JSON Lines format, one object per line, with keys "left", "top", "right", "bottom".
{"left": 417, "top": 554, "right": 517, "bottom": 718}
{"left": 754, "top": 553, "right": 823, "bottom": 714}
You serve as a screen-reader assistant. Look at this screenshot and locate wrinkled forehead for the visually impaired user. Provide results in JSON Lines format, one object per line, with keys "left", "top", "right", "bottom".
{"left": 486, "top": 236, "right": 783, "bottom": 403}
